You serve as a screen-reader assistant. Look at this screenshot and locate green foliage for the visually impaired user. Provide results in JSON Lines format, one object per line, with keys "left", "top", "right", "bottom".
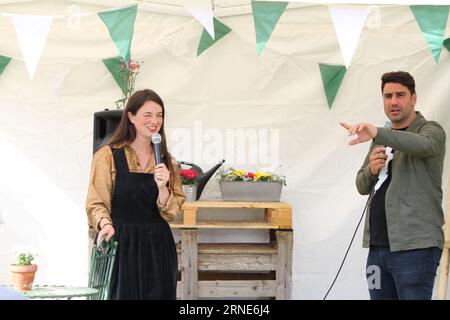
{"left": 16, "top": 253, "right": 34, "bottom": 266}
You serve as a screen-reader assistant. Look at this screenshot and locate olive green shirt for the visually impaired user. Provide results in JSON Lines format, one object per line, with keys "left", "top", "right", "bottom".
{"left": 356, "top": 112, "right": 446, "bottom": 252}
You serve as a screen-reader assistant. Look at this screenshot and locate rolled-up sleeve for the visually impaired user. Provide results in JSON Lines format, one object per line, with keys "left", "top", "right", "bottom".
{"left": 86, "top": 146, "right": 114, "bottom": 231}
{"left": 157, "top": 158, "right": 186, "bottom": 222}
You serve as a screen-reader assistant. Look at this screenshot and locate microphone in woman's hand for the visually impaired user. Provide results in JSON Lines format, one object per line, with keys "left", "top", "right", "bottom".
{"left": 151, "top": 133, "right": 162, "bottom": 165}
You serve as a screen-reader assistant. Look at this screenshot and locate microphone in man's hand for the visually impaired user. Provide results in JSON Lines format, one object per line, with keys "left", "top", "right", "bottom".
{"left": 374, "top": 121, "right": 393, "bottom": 191}
{"left": 151, "top": 133, "right": 162, "bottom": 165}
{"left": 381, "top": 120, "right": 392, "bottom": 167}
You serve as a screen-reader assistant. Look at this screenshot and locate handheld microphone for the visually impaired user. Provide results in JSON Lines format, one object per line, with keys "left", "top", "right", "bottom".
{"left": 373, "top": 121, "right": 393, "bottom": 191}
{"left": 151, "top": 133, "right": 162, "bottom": 165}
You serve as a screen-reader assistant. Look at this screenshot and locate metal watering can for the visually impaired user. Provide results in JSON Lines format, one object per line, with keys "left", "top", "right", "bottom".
{"left": 178, "top": 159, "right": 225, "bottom": 200}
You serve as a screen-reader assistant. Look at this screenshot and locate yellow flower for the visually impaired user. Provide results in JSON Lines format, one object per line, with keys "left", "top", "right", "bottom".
{"left": 217, "top": 167, "right": 286, "bottom": 185}
{"left": 233, "top": 170, "right": 246, "bottom": 177}
{"left": 255, "top": 172, "right": 272, "bottom": 181}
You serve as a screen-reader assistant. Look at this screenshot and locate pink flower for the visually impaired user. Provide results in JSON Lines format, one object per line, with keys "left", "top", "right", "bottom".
{"left": 246, "top": 172, "right": 255, "bottom": 180}
{"left": 115, "top": 58, "right": 143, "bottom": 109}
{"left": 180, "top": 169, "right": 198, "bottom": 180}
{"left": 129, "top": 61, "right": 138, "bottom": 72}
{"left": 179, "top": 169, "right": 199, "bottom": 185}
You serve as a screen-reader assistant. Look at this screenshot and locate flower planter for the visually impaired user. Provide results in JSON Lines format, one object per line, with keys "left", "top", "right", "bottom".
{"left": 182, "top": 184, "right": 197, "bottom": 202}
{"left": 9, "top": 264, "right": 38, "bottom": 292}
{"left": 219, "top": 181, "right": 282, "bottom": 202}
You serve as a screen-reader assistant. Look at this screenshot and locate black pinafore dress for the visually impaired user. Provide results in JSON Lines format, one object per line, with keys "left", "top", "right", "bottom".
{"left": 109, "top": 147, "right": 177, "bottom": 300}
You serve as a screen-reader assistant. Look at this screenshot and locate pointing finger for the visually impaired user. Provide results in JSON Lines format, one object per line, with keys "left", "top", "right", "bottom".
{"left": 339, "top": 122, "right": 351, "bottom": 130}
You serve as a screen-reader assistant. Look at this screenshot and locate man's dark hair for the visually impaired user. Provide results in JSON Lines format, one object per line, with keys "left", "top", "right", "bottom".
{"left": 381, "top": 71, "right": 415, "bottom": 94}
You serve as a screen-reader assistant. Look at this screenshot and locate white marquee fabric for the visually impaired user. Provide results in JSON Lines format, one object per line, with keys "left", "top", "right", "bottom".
{"left": 0, "top": 1, "right": 449, "bottom": 299}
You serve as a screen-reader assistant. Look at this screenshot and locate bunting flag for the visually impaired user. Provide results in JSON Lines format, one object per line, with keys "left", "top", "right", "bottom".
{"left": 319, "top": 63, "right": 346, "bottom": 109}
{"left": 197, "top": 18, "right": 232, "bottom": 56}
{"left": 184, "top": 0, "right": 215, "bottom": 39}
{"left": 444, "top": 38, "right": 450, "bottom": 52}
{"left": 329, "top": 6, "right": 369, "bottom": 68}
{"left": 410, "top": 5, "right": 449, "bottom": 63}
{"left": 251, "top": 0, "right": 288, "bottom": 55}
{"left": 0, "top": 55, "right": 11, "bottom": 77}
{"left": 11, "top": 14, "right": 54, "bottom": 79}
{"left": 98, "top": 5, "right": 137, "bottom": 67}
{"left": 42, "top": 64, "right": 71, "bottom": 99}
{"left": 103, "top": 56, "right": 128, "bottom": 95}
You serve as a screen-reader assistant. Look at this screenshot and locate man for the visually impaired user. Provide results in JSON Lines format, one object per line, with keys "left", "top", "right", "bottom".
{"left": 340, "top": 71, "right": 445, "bottom": 300}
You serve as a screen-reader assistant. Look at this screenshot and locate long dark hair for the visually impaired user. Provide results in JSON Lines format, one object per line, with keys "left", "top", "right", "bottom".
{"left": 108, "top": 89, "right": 175, "bottom": 186}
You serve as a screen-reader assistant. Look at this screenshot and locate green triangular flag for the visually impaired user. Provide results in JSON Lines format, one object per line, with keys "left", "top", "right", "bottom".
{"left": 410, "top": 5, "right": 449, "bottom": 63}
{"left": 251, "top": 0, "right": 288, "bottom": 55}
{"left": 0, "top": 55, "right": 12, "bottom": 77}
{"left": 319, "top": 63, "right": 347, "bottom": 109}
{"left": 197, "top": 18, "right": 232, "bottom": 56}
{"left": 444, "top": 38, "right": 450, "bottom": 52}
{"left": 103, "top": 56, "right": 128, "bottom": 95}
{"left": 98, "top": 5, "right": 137, "bottom": 66}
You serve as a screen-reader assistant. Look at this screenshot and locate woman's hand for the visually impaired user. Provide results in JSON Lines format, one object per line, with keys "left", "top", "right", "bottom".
{"left": 97, "top": 219, "right": 115, "bottom": 244}
{"left": 154, "top": 163, "right": 170, "bottom": 189}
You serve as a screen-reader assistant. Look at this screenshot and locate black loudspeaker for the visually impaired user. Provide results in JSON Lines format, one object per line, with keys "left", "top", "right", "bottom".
{"left": 93, "top": 109, "right": 124, "bottom": 153}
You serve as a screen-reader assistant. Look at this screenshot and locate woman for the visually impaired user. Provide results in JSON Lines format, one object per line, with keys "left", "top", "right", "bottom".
{"left": 86, "top": 89, "right": 185, "bottom": 299}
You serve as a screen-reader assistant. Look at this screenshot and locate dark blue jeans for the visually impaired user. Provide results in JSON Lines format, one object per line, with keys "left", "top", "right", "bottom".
{"left": 366, "top": 246, "right": 442, "bottom": 300}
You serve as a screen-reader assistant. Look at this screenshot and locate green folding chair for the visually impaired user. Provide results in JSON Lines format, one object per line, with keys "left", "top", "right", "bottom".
{"left": 87, "top": 236, "right": 118, "bottom": 300}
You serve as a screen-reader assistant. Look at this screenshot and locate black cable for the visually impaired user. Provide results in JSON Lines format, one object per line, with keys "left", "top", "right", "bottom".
{"left": 323, "top": 188, "right": 375, "bottom": 300}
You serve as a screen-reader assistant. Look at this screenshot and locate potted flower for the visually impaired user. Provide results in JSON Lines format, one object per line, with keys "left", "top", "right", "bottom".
{"left": 114, "top": 58, "right": 143, "bottom": 109}
{"left": 179, "top": 169, "right": 199, "bottom": 202}
{"left": 216, "top": 167, "right": 286, "bottom": 201}
{"left": 93, "top": 58, "right": 143, "bottom": 152}
{"left": 9, "top": 252, "right": 37, "bottom": 292}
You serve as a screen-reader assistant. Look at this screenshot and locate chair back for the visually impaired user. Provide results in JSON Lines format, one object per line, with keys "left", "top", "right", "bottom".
{"left": 87, "top": 236, "right": 118, "bottom": 300}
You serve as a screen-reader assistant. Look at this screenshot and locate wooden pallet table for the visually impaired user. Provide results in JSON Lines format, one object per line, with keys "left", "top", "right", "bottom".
{"left": 170, "top": 201, "right": 293, "bottom": 300}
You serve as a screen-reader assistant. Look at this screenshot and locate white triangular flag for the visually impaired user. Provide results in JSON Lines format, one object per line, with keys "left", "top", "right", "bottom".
{"left": 184, "top": 0, "right": 215, "bottom": 39}
{"left": 329, "top": 6, "right": 369, "bottom": 68}
{"left": 42, "top": 64, "right": 71, "bottom": 99}
{"left": 11, "top": 14, "right": 54, "bottom": 79}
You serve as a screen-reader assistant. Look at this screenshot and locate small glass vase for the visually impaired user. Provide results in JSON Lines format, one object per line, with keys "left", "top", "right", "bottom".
{"left": 182, "top": 184, "right": 197, "bottom": 202}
